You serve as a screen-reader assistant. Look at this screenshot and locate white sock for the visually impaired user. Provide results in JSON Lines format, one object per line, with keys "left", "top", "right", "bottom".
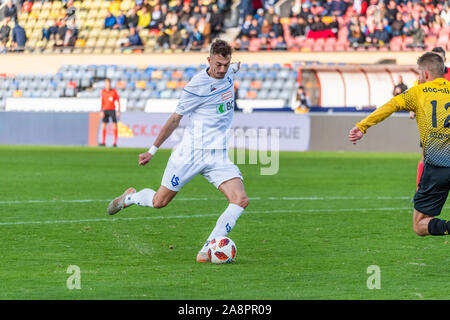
{"left": 124, "top": 188, "right": 155, "bottom": 207}
{"left": 200, "top": 203, "right": 244, "bottom": 252}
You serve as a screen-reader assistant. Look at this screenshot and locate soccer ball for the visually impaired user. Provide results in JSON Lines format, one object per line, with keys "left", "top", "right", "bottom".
{"left": 207, "top": 236, "right": 237, "bottom": 264}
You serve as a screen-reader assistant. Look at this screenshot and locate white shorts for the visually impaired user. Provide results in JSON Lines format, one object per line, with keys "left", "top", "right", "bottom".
{"left": 161, "top": 146, "right": 243, "bottom": 192}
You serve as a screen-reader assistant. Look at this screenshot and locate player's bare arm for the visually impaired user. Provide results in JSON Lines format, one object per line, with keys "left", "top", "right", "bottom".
{"left": 138, "top": 112, "right": 183, "bottom": 166}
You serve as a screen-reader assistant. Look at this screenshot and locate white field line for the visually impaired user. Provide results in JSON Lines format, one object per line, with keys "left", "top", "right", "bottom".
{"left": 0, "top": 195, "right": 411, "bottom": 205}
{"left": 0, "top": 207, "right": 414, "bottom": 226}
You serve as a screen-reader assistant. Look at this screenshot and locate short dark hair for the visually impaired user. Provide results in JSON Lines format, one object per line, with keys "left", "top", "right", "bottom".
{"left": 417, "top": 52, "right": 445, "bottom": 77}
{"left": 431, "top": 46, "right": 446, "bottom": 59}
{"left": 104, "top": 78, "right": 111, "bottom": 83}
{"left": 210, "top": 39, "right": 232, "bottom": 58}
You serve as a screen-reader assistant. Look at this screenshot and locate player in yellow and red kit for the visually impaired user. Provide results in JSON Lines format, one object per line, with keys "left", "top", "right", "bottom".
{"left": 100, "top": 78, "right": 121, "bottom": 147}
{"left": 410, "top": 47, "right": 450, "bottom": 191}
{"left": 349, "top": 52, "right": 450, "bottom": 237}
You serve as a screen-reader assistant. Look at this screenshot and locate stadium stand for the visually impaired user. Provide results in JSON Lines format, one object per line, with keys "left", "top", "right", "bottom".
{"left": 0, "top": 63, "right": 298, "bottom": 111}
{"left": 233, "top": 0, "right": 450, "bottom": 52}
{"left": 0, "top": 0, "right": 448, "bottom": 53}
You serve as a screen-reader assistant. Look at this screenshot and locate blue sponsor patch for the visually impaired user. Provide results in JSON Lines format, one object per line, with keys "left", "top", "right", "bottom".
{"left": 171, "top": 174, "right": 179, "bottom": 187}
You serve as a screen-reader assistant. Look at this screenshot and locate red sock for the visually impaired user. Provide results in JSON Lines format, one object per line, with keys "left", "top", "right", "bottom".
{"left": 114, "top": 127, "right": 118, "bottom": 145}
{"left": 102, "top": 127, "right": 106, "bottom": 145}
{"left": 416, "top": 161, "right": 424, "bottom": 191}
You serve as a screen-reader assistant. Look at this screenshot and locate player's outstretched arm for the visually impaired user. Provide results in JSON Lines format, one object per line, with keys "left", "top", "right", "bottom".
{"left": 138, "top": 112, "right": 183, "bottom": 166}
{"left": 348, "top": 126, "right": 364, "bottom": 144}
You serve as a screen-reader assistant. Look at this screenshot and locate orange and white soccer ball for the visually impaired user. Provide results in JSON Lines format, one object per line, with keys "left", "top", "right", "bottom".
{"left": 207, "top": 236, "right": 237, "bottom": 264}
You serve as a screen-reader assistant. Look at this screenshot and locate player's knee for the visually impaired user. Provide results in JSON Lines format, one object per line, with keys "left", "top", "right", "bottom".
{"left": 413, "top": 223, "right": 427, "bottom": 237}
{"left": 235, "top": 195, "right": 249, "bottom": 209}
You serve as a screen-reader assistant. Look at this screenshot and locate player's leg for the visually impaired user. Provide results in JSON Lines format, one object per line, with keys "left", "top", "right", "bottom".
{"left": 108, "top": 145, "right": 201, "bottom": 214}
{"left": 413, "top": 209, "right": 450, "bottom": 236}
{"left": 412, "top": 163, "right": 450, "bottom": 236}
{"left": 125, "top": 185, "right": 178, "bottom": 208}
{"left": 197, "top": 152, "right": 247, "bottom": 261}
{"left": 100, "top": 120, "right": 107, "bottom": 146}
{"left": 112, "top": 111, "right": 118, "bottom": 147}
{"left": 101, "top": 111, "right": 111, "bottom": 146}
{"left": 197, "top": 177, "right": 248, "bottom": 262}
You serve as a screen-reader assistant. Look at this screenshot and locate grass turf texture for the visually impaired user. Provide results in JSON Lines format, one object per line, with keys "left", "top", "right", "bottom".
{"left": 0, "top": 145, "right": 449, "bottom": 300}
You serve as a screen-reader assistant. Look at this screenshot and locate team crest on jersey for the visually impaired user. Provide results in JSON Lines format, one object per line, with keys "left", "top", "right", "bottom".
{"left": 227, "top": 76, "right": 232, "bottom": 85}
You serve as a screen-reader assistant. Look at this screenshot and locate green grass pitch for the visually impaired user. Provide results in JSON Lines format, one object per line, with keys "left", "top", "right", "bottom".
{"left": 0, "top": 145, "right": 449, "bottom": 299}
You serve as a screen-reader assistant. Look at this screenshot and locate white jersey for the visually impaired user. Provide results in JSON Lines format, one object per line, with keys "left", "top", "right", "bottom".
{"left": 175, "top": 66, "right": 236, "bottom": 150}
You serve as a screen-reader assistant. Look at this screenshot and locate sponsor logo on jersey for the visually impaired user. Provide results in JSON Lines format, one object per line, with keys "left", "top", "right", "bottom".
{"left": 217, "top": 103, "right": 225, "bottom": 114}
{"left": 171, "top": 175, "right": 179, "bottom": 187}
{"left": 422, "top": 87, "right": 450, "bottom": 94}
{"left": 210, "top": 85, "right": 216, "bottom": 92}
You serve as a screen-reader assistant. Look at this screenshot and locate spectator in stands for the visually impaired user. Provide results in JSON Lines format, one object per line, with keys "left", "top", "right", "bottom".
{"left": 200, "top": 5, "right": 211, "bottom": 22}
{"left": 374, "top": 21, "right": 391, "bottom": 46}
{"left": 190, "top": 26, "right": 204, "bottom": 50}
{"left": 191, "top": 5, "right": 202, "bottom": 21}
{"left": 348, "top": 23, "right": 365, "bottom": 47}
{"left": 56, "top": 19, "right": 68, "bottom": 45}
{"left": 197, "top": 17, "right": 211, "bottom": 45}
{"left": 180, "top": 28, "right": 190, "bottom": 48}
{"left": 441, "top": 6, "right": 450, "bottom": 26}
{"left": 62, "top": 28, "right": 77, "bottom": 47}
{"left": 273, "top": 35, "right": 287, "bottom": 50}
{"left": 325, "top": 15, "right": 339, "bottom": 36}
{"left": 178, "top": 3, "right": 192, "bottom": 28}
{"left": 269, "top": 15, "right": 284, "bottom": 39}
{"left": 290, "top": 17, "right": 308, "bottom": 38}
{"left": 264, "top": 5, "right": 276, "bottom": 24}
{"left": 156, "top": 26, "right": 170, "bottom": 49}
{"left": 42, "top": 20, "right": 59, "bottom": 41}
{"left": 0, "top": 18, "right": 11, "bottom": 54}
{"left": 164, "top": 11, "right": 178, "bottom": 28}
{"left": 4, "top": 1, "right": 17, "bottom": 22}
{"left": 248, "top": 18, "right": 260, "bottom": 38}
{"left": 105, "top": 12, "right": 117, "bottom": 29}
{"left": 209, "top": 5, "right": 224, "bottom": 40}
{"left": 310, "top": 15, "right": 326, "bottom": 32}
{"left": 127, "top": 7, "right": 139, "bottom": 29}
{"left": 293, "top": 86, "right": 311, "bottom": 114}
{"left": 122, "top": 27, "right": 143, "bottom": 47}
{"left": 11, "top": 22, "right": 27, "bottom": 52}
{"left": 148, "top": 4, "right": 163, "bottom": 29}
{"left": 169, "top": 24, "right": 183, "bottom": 49}
{"left": 259, "top": 19, "right": 271, "bottom": 38}
{"left": 239, "top": 15, "right": 253, "bottom": 38}
{"left": 65, "top": 0, "right": 76, "bottom": 22}
{"left": 137, "top": 6, "right": 151, "bottom": 29}
{"left": 406, "top": 20, "right": 425, "bottom": 48}
{"left": 67, "top": 18, "right": 78, "bottom": 38}
{"left": 393, "top": 75, "right": 407, "bottom": 96}
{"left": 390, "top": 12, "right": 404, "bottom": 37}
{"left": 385, "top": 0, "right": 398, "bottom": 24}
{"left": 115, "top": 10, "right": 128, "bottom": 29}
{"left": 364, "top": 22, "right": 377, "bottom": 46}
{"left": 290, "top": 0, "right": 302, "bottom": 18}
{"left": 254, "top": 8, "right": 265, "bottom": 25}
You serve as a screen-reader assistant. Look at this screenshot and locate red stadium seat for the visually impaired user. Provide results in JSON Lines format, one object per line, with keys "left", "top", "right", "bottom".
{"left": 245, "top": 91, "right": 257, "bottom": 99}
{"left": 390, "top": 42, "right": 402, "bottom": 51}
{"left": 250, "top": 80, "right": 262, "bottom": 89}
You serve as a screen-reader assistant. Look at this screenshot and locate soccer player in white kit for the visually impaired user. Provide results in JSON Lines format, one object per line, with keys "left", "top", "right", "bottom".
{"left": 107, "top": 39, "right": 249, "bottom": 263}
